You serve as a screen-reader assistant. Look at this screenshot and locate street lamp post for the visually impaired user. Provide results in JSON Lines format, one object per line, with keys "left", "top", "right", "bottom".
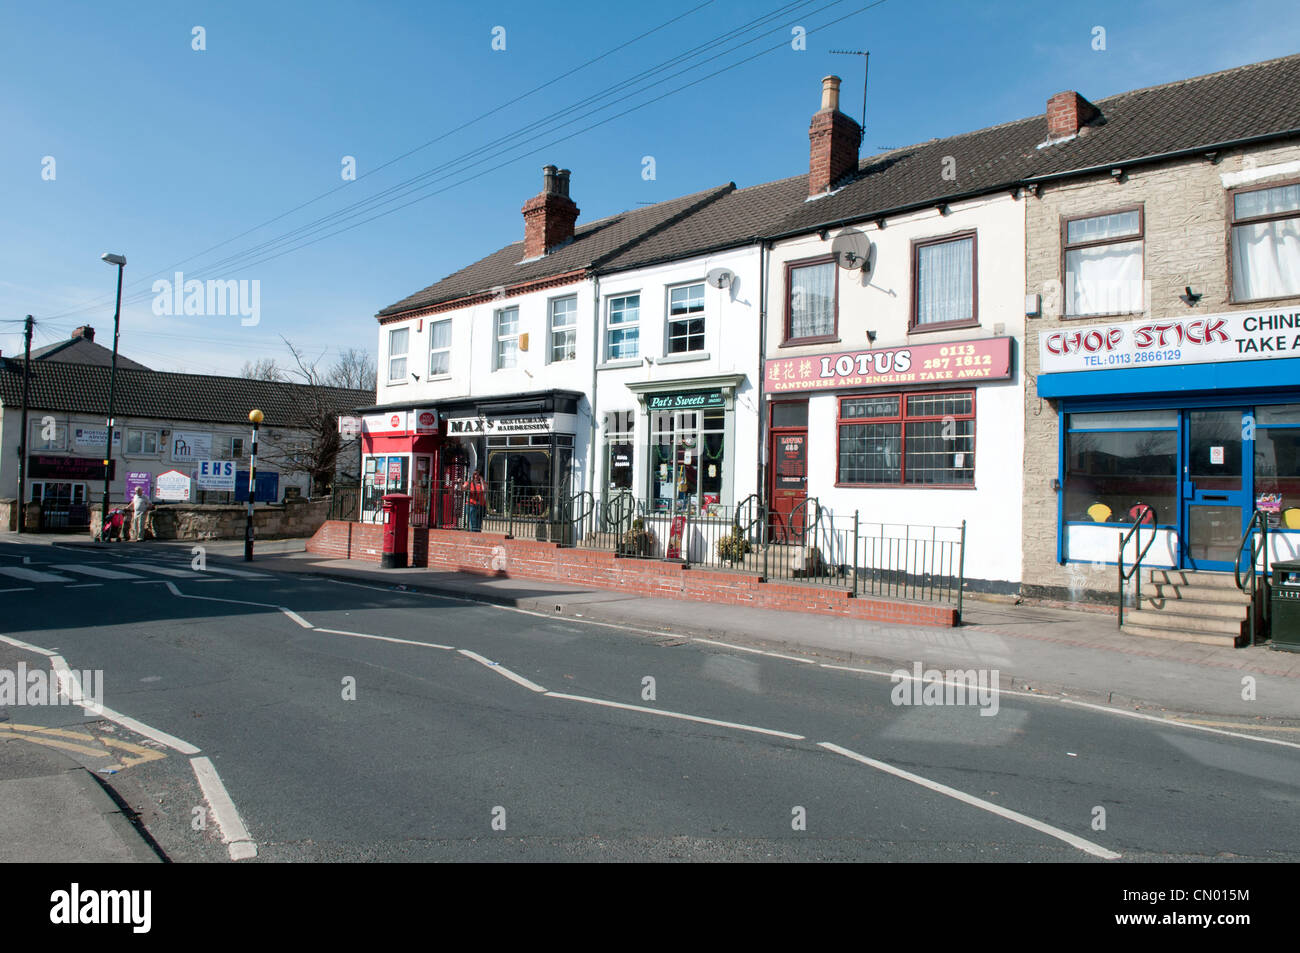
{"left": 99, "top": 253, "right": 126, "bottom": 541}
{"left": 245, "top": 409, "right": 263, "bottom": 560}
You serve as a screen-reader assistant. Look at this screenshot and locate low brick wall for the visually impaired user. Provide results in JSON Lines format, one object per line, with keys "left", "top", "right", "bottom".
{"left": 91, "top": 500, "right": 330, "bottom": 541}
{"left": 306, "top": 520, "right": 959, "bottom": 627}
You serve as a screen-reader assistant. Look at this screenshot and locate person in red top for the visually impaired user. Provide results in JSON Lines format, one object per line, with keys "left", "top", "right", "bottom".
{"left": 462, "top": 471, "right": 486, "bottom": 532}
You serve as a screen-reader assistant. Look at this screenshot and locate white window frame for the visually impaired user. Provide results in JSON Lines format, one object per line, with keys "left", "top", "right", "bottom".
{"left": 388, "top": 327, "right": 409, "bottom": 383}
{"left": 549, "top": 296, "right": 577, "bottom": 364}
{"left": 605, "top": 293, "right": 640, "bottom": 362}
{"left": 29, "top": 419, "right": 67, "bottom": 452}
{"left": 666, "top": 282, "right": 706, "bottom": 354}
{"left": 1062, "top": 209, "right": 1144, "bottom": 317}
{"left": 126, "top": 428, "right": 161, "bottom": 455}
{"left": 495, "top": 307, "right": 520, "bottom": 370}
{"left": 428, "top": 318, "right": 452, "bottom": 377}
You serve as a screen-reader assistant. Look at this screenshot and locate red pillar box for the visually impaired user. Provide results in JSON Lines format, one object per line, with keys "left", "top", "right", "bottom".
{"left": 380, "top": 493, "right": 411, "bottom": 569}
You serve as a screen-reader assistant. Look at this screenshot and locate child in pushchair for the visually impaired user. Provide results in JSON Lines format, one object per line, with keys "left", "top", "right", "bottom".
{"left": 103, "top": 508, "right": 126, "bottom": 542}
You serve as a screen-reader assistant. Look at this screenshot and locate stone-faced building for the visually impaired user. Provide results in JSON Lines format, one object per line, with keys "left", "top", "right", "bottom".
{"left": 1021, "top": 54, "right": 1300, "bottom": 641}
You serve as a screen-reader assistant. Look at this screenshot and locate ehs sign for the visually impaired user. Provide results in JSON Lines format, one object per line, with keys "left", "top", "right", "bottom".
{"left": 1039, "top": 310, "right": 1300, "bottom": 373}
{"left": 766, "top": 337, "right": 1011, "bottom": 393}
{"left": 196, "top": 460, "right": 236, "bottom": 491}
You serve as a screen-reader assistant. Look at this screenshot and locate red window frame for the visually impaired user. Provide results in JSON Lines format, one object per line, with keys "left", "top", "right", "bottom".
{"left": 835, "top": 389, "right": 976, "bottom": 487}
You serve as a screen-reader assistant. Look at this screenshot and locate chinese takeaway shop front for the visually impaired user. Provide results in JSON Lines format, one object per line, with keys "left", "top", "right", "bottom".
{"left": 1037, "top": 310, "right": 1300, "bottom": 574}
{"left": 358, "top": 391, "right": 583, "bottom": 527}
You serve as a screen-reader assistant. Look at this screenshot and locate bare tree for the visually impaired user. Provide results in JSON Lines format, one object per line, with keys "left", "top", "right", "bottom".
{"left": 326, "top": 347, "right": 377, "bottom": 392}
{"left": 255, "top": 339, "right": 365, "bottom": 496}
{"left": 241, "top": 357, "right": 283, "bottom": 381}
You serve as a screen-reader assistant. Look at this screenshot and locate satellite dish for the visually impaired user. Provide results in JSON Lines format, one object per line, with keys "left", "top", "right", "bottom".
{"left": 831, "top": 229, "right": 873, "bottom": 272}
{"left": 705, "top": 267, "right": 733, "bottom": 289}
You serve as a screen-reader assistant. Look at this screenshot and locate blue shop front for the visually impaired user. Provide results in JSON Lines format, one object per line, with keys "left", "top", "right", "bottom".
{"left": 1038, "top": 310, "right": 1300, "bottom": 572}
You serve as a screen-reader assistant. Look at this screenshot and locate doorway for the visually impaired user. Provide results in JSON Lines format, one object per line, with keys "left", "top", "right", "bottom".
{"left": 768, "top": 401, "right": 808, "bottom": 542}
{"left": 1181, "top": 408, "right": 1250, "bottom": 571}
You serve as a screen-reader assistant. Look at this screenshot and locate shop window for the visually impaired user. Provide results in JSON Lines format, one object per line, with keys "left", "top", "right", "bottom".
{"left": 429, "top": 319, "right": 452, "bottom": 376}
{"left": 550, "top": 296, "right": 577, "bottom": 363}
{"left": 649, "top": 409, "right": 724, "bottom": 513}
{"left": 388, "top": 327, "right": 409, "bottom": 382}
{"left": 1063, "top": 208, "right": 1143, "bottom": 316}
{"left": 837, "top": 391, "right": 974, "bottom": 485}
{"left": 486, "top": 437, "right": 552, "bottom": 515}
{"left": 605, "top": 294, "right": 640, "bottom": 361}
{"left": 771, "top": 401, "right": 808, "bottom": 428}
{"left": 1064, "top": 411, "right": 1177, "bottom": 524}
{"left": 913, "top": 233, "right": 976, "bottom": 329}
{"left": 604, "top": 410, "right": 635, "bottom": 494}
{"left": 1255, "top": 403, "right": 1300, "bottom": 522}
{"left": 1231, "top": 182, "right": 1300, "bottom": 301}
{"left": 362, "top": 454, "right": 409, "bottom": 522}
{"left": 495, "top": 307, "right": 519, "bottom": 370}
{"left": 785, "top": 258, "right": 836, "bottom": 343}
{"left": 667, "top": 283, "right": 705, "bottom": 353}
{"left": 126, "top": 429, "right": 160, "bottom": 455}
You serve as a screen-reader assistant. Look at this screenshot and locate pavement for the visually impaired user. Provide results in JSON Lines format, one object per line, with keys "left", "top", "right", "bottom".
{"left": 2, "top": 530, "right": 1297, "bottom": 863}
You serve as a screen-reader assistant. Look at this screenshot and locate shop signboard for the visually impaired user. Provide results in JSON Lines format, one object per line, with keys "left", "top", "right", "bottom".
{"left": 196, "top": 459, "right": 237, "bottom": 491}
{"left": 362, "top": 412, "right": 410, "bottom": 435}
{"left": 1039, "top": 309, "right": 1300, "bottom": 373}
{"left": 125, "top": 471, "right": 152, "bottom": 499}
{"left": 170, "top": 431, "right": 213, "bottom": 463}
{"left": 446, "top": 415, "right": 553, "bottom": 435}
{"left": 155, "top": 469, "right": 191, "bottom": 501}
{"left": 646, "top": 390, "right": 724, "bottom": 411}
{"left": 414, "top": 410, "right": 439, "bottom": 434}
{"left": 338, "top": 415, "right": 363, "bottom": 437}
{"left": 72, "top": 427, "right": 121, "bottom": 451}
{"left": 765, "top": 337, "right": 1012, "bottom": 393}
{"left": 28, "top": 455, "right": 114, "bottom": 481}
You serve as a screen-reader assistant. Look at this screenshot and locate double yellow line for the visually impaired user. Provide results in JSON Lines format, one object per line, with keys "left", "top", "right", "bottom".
{"left": 0, "top": 723, "right": 167, "bottom": 770}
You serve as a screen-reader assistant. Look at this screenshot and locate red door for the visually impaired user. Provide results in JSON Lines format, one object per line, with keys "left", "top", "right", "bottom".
{"left": 769, "top": 404, "right": 808, "bottom": 543}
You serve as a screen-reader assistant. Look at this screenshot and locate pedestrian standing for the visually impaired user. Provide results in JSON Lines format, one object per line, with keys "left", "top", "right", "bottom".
{"left": 462, "top": 471, "right": 486, "bottom": 532}
{"left": 128, "top": 487, "right": 151, "bottom": 542}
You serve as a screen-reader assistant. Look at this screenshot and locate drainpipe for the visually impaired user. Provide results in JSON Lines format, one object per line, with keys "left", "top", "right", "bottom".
{"left": 755, "top": 240, "right": 768, "bottom": 510}
{"left": 587, "top": 274, "right": 600, "bottom": 496}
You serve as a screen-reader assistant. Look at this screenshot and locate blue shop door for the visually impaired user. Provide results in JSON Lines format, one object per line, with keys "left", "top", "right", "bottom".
{"left": 235, "top": 471, "right": 280, "bottom": 503}
{"left": 1180, "top": 409, "right": 1251, "bottom": 572}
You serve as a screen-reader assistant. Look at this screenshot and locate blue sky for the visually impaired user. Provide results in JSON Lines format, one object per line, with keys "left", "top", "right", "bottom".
{"left": 2, "top": 0, "right": 1297, "bottom": 376}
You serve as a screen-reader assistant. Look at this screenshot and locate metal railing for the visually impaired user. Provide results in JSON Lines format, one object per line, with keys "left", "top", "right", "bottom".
{"left": 1234, "top": 508, "right": 1270, "bottom": 647}
{"left": 1117, "top": 504, "right": 1156, "bottom": 628}
{"left": 328, "top": 485, "right": 361, "bottom": 522}
{"left": 854, "top": 520, "right": 967, "bottom": 614}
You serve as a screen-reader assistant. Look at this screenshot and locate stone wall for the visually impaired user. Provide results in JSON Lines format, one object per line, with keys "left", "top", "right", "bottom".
{"left": 1022, "top": 141, "right": 1300, "bottom": 603}
{"left": 89, "top": 499, "right": 330, "bottom": 541}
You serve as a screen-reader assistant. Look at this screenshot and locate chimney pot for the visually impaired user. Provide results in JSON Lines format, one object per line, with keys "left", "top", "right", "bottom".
{"left": 821, "top": 75, "right": 842, "bottom": 112}
{"left": 523, "top": 165, "right": 580, "bottom": 257}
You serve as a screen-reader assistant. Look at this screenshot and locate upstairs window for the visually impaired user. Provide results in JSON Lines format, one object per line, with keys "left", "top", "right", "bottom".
{"left": 1063, "top": 209, "right": 1143, "bottom": 316}
{"left": 429, "top": 318, "right": 452, "bottom": 376}
{"left": 785, "top": 259, "right": 836, "bottom": 343}
{"left": 913, "top": 233, "right": 976, "bottom": 328}
{"left": 549, "top": 296, "right": 577, "bottom": 363}
{"left": 495, "top": 307, "right": 519, "bottom": 370}
{"left": 605, "top": 294, "right": 640, "bottom": 361}
{"left": 387, "top": 327, "right": 409, "bottom": 382}
{"left": 1231, "top": 182, "right": 1300, "bottom": 301}
{"left": 126, "top": 428, "right": 159, "bottom": 455}
{"left": 667, "top": 282, "right": 705, "bottom": 353}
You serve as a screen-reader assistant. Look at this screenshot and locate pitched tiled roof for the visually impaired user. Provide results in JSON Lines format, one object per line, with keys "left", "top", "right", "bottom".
{"left": 376, "top": 184, "right": 733, "bottom": 316}
{"left": 0, "top": 359, "right": 373, "bottom": 428}
{"left": 378, "top": 53, "right": 1300, "bottom": 314}
{"left": 28, "top": 336, "right": 151, "bottom": 371}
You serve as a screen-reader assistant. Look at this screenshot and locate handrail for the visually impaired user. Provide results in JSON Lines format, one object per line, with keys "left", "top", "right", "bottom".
{"left": 787, "top": 495, "right": 820, "bottom": 543}
{"left": 1116, "top": 504, "right": 1156, "bottom": 629}
{"left": 1234, "top": 509, "right": 1269, "bottom": 647}
{"left": 736, "top": 493, "right": 764, "bottom": 537}
{"left": 569, "top": 490, "right": 594, "bottom": 527}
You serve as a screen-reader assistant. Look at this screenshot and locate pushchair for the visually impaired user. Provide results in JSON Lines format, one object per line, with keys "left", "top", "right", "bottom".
{"left": 102, "top": 508, "right": 126, "bottom": 542}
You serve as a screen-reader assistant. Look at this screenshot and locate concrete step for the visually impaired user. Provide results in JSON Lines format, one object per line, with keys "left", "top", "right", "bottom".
{"left": 1120, "top": 622, "right": 1243, "bottom": 647}
{"left": 1148, "top": 582, "right": 1252, "bottom": 605}
{"left": 1147, "top": 569, "right": 1242, "bottom": 590}
{"left": 1124, "top": 607, "right": 1245, "bottom": 636}
{"left": 1139, "top": 595, "right": 1251, "bottom": 619}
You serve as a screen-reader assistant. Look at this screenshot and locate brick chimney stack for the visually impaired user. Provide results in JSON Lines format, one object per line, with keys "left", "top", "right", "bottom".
{"left": 522, "top": 165, "right": 580, "bottom": 258}
{"left": 72, "top": 325, "right": 95, "bottom": 342}
{"left": 808, "top": 75, "right": 862, "bottom": 197}
{"left": 1046, "top": 91, "right": 1100, "bottom": 140}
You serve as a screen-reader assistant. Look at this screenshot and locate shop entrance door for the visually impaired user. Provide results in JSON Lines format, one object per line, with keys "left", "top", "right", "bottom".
{"left": 769, "top": 403, "right": 808, "bottom": 543}
{"left": 1181, "top": 408, "right": 1251, "bottom": 571}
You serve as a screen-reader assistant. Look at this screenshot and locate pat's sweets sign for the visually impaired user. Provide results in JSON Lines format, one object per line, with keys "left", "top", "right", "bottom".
{"left": 1039, "top": 310, "right": 1300, "bottom": 373}
{"left": 765, "top": 337, "right": 1012, "bottom": 393}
